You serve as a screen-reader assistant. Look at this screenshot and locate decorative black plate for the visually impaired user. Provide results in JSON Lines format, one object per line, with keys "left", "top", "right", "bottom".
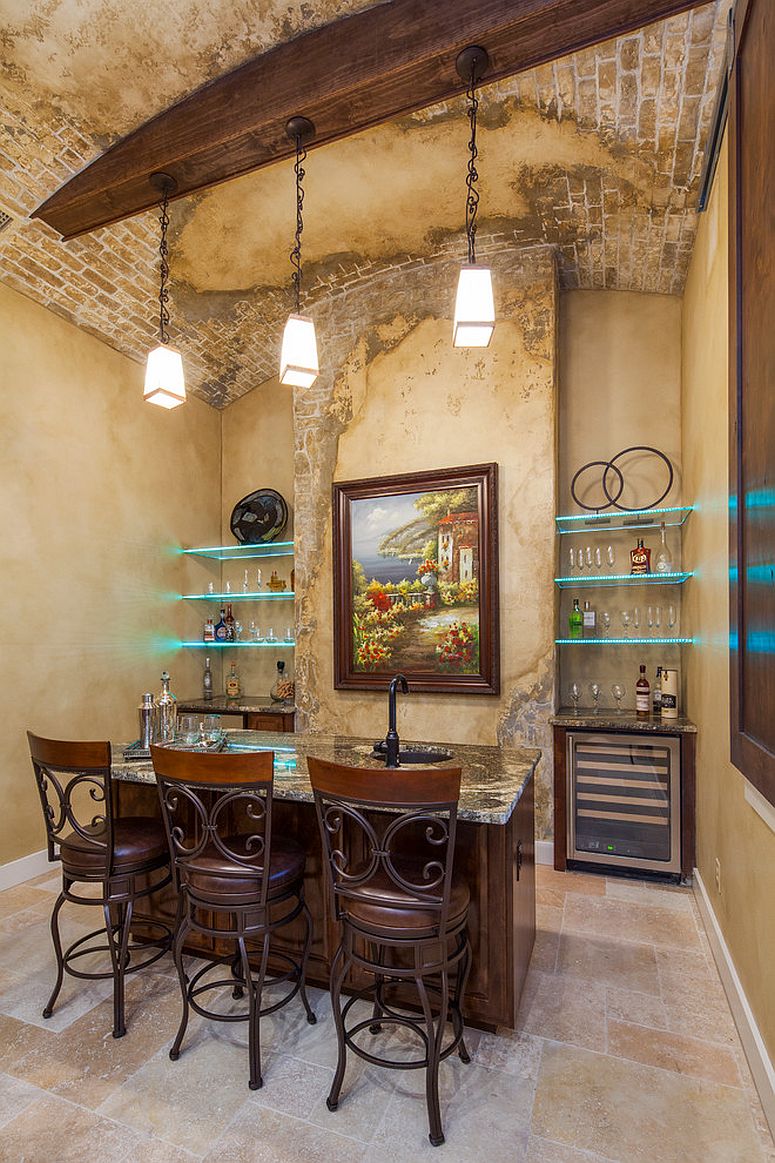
{"left": 230, "top": 489, "right": 289, "bottom": 544}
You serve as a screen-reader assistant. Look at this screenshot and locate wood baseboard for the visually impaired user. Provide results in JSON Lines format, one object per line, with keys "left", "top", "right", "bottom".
{"left": 694, "top": 868, "right": 775, "bottom": 1138}
{"left": 0, "top": 848, "right": 51, "bottom": 891}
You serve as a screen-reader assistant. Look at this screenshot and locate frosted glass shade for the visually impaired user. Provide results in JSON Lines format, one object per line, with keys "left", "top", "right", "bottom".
{"left": 144, "top": 344, "right": 186, "bottom": 408}
{"left": 453, "top": 264, "right": 495, "bottom": 347}
{"left": 279, "top": 313, "right": 319, "bottom": 388}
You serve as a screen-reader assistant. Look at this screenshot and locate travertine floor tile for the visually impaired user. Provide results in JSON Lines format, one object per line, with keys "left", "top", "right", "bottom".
{"left": 529, "top": 927, "right": 560, "bottom": 972}
{"left": 471, "top": 1028, "right": 544, "bottom": 1080}
{"left": 1, "top": 1092, "right": 142, "bottom": 1161}
{"left": 521, "top": 973, "right": 607, "bottom": 1052}
{"left": 534, "top": 868, "right": 606, "bottom": 898}
{"left": 204, "top": 1103, "right": 367, "bottom": 1162}
{"left": 603, "top": 879, "right": 694, "bottom": 912}
{"left": 532, "top": 1042, "right": 768, "bottom": 1162}
{"left": 605, "top": 985, "right": 668, "bottom": 1030}
{"left": 0, "top": 884, "right": 53, "bottom": 922}
{"left": 562, "top": 894, "right": 703, "bottom": 951}
{"left": 0, "top": 1070, "right": 46, "bottom": 1129}
{"left": 607, "top": 1018, "right": 742, "bottom": 1087}
{"left": 525, "top": 1136, "right": 612, "bottom": 1162}
{"left": 246, "top": 1052, "right": 334, "bottom": 1120}
{"left": 556, "top": 931, "right": 660, "bottom": 994}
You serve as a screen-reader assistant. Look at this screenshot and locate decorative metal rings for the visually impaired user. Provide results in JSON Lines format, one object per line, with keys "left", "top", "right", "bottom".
{"left": 570, "top": 446, "right": 674, "bottom": 512}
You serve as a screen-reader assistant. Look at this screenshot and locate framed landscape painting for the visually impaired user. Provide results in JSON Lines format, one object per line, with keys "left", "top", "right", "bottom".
{"left": 332, "top": 463, "right": 499, "bottom": 694}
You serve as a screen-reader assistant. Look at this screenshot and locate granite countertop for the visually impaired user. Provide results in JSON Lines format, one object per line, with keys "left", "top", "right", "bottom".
{"left": 550, "top": 707, "right": 697, "bottom": 733}
{"left": 111, "top": 731, "right": 540, "bottom": 825}
{"left": 177, "top": 697, "right": 297, "bottom": 715}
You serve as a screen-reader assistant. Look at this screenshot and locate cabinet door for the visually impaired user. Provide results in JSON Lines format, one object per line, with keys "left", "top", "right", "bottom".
{"left": 245, "top": 711, "right": 295, "bottom": 733}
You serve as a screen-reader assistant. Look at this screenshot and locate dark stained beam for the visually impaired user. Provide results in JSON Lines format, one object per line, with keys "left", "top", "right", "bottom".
{"left": 34, "top": 0, "right": 708, "bottom": 239}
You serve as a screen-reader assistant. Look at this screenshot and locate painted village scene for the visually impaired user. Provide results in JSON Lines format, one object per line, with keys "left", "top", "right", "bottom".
{"left": 351, "top": 485, "right": 481, "bottom": 674}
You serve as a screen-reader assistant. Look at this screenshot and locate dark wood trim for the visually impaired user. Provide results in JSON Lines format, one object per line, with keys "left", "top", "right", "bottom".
{"left": 34, "top": 0, "right": 708, "bottom": 238}
{"left": 728, "top": 0, "right": 775, "bottom": 805}
{"left": 332, "top": 462, "right": 499, "bottom": 694}
{"left": 552, "top": 724, "right": 568, "bottom": 871}
{"left": 244, "top": 711, "right": 295, "bottom": 733}
{"left": 680, "top": 732, "right": 696, "bottom": 878}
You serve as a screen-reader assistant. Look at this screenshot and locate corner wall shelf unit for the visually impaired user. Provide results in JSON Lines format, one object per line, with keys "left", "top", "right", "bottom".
{"left": 181, "top": 591, "right": 295, "bottom": 601}
{"left": 181, "top": 640, "right": 295, "bottom": 649}
{"left": 555, "top": 637, "right": 694, "bottom": 646}
{"left": 180, "top": 541, "right": 295, "bottom": 560}
{"left": 555, "top": 506, "right": 694, "bottom": 535}
{"left": 554, "top": 572, "right": 692, "bottom": 589}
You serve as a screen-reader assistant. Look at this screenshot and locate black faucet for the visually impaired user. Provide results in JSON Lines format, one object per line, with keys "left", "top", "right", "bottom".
{"left": 385, "top": 673, "right": 409, "bottom": 768}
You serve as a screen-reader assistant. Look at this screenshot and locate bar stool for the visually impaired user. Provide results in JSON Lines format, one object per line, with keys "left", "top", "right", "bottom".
{"left": 308, "top": 757, "right": 472, "bottom": 1147}
{"left": 151, "top": 745, "right": 316, "bottom": 1090}
{"left": 27, "top": 732, "right": 172, "bottom": 1039}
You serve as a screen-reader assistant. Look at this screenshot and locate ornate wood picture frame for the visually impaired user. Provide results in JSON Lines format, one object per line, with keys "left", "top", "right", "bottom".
{"left": 332, "top": 463, "right": 499, "bottom": 694}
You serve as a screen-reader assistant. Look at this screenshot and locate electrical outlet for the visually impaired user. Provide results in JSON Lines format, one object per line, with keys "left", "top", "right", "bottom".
{"left": 714, "top": 857, "right": 722, "bottom": 894}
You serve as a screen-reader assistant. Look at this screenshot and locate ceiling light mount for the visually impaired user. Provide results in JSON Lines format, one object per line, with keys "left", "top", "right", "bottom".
{"left": 455, "top": 45, "right": 490, "bottom": 87}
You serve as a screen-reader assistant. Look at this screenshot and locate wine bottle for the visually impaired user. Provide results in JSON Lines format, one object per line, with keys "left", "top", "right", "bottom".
{"left": 569, "top": 598, "right": 583, "bottom": 640}
{"left": 654, "top": 522, "right": 674, "bottom": 574}
{"left": 636, "top": 664, "right": 650, "bottom": 717}
{"left": 203, "top": 656, "right": 213, "bottom": 701}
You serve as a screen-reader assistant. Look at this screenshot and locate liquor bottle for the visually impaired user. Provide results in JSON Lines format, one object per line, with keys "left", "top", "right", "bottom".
{"left": 661, "top": 667, "right": 679, "bottom": 718}
{"left": 582, "top": 599, "right": 597, "bottom": 638}
{"left": 214, "top": 608, "right": 228, "bottom": 641}
{"left": 226, "top": 661, "right": 241, "bottom": 698}
{"left": 203, "top": 617, "right": 215, "bottom": 642}
{"left": 630, "top": 538, "right": 651, "bottom": 575}
{"left": 156, "top": 670, "right": 177, "bottom": 742}
{"left": 654, "top": 522, "right": 674, "bottom": 574}
{"left": 652, "top": 666, "right": 662, "bottom": 716}
{"left": 636, "top": 664, "right": 650, "bottom": 717}
{"left": 569, "top": 598, "right": 583, "bottom": 640}
{"left": 224, "top": 603, "right": 236, "bottom": 642}
{"left": 203, "top": 656, "right": 213, "bottom": 701}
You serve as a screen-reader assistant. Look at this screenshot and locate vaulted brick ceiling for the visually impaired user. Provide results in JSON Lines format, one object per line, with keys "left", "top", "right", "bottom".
{"left": 0, "top": 0, "right": 726, "bottom": 407}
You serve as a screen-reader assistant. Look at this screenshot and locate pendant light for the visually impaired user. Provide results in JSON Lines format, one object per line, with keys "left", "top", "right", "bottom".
{"left": 453, "top": 46, "right": 495, "bottom": 348}
{"left": 280, "top": 116, "right": 319, "bottom": 388}
{"left": 144, "top": 172, "right": 186, "bottom": 408}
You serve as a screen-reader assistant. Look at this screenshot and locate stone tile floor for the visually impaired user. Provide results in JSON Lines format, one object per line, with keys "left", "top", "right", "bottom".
{"left": 0, "top": 866, "right": 772, "bottom": 1162}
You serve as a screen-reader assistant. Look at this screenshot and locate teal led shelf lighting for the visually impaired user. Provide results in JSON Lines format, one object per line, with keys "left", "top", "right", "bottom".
{"left": 181, "top": 591, "right": 296, "bottom": 601}
{"left": 555, "top": 637, "right": 694, "bottom": 646}
{"left": 555, "top": 505, "right": 694, "bottom": 535}
{"left": 554, "top": 571, "right": 693, "bottom": 589}
{"left": 180, "top": 541, "right": 294, "bottom": 560}
{"left": 180, "top": 640, "right": 295, "bottom": 648}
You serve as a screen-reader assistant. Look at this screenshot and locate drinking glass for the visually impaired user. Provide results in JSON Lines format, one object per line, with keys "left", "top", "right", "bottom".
{"left": 594, "top": 546, "right": 602, "bottom": 571}
{"left": 176, "top": 714, "right": 200, "bottom": 745}
{"left": 585, "top": 545, "right": 593, "bottom": 570}
{"left": 611, "top": 683, "right": 626, "bottom": 714}
{"left": 600, "top": 610, "right": 611, "bottom": 638}
{"left": 647, "top": 605, "right": 655, "bottom": 637}
{"left": 285, "top": 625, "right": 294, "bottom": 642}
{"left": 589, "top": 681, "right": 601, "bottom": 714}
{"left": 667, "top": 604, "right": 677, "bottom": 631}
{"left": 620, "top": 609, "right": 631, "bottom": 638}
{"left": 248, "top": 619, "right": 259, "bottom": 641}
{"left": 206, "top": 580, "right": 215, "bottom": 595}
{"left": 266, "top": 626, "right": 276, "bottom": 642}
{"left": 655, "top": 606, "right": 662, "bottom": 635}
{"left": 256, "top": 568, "right": 263, "bottom": 591}
{"left": 202, "top": 714, "right": 223, "bottom": 744}
{"left": 569, "top": 682, "right": 581, "bottom": 715}
{"left": 568, "top": 546, "right": 575, "bottom": 575}
{"left": 606, "top": 544, "right": 616, "bottom": 568}
{"left": 224, "top": 580, "right": 232, "bottom": 594}
{"left": 576, "top": 548, "right": 584, "bottom": 573}
{"left": 234, "top": 621, "right": 243, "bottom": 641}
{"left": 632, "top": 606, "right": 641, "bottom": 633}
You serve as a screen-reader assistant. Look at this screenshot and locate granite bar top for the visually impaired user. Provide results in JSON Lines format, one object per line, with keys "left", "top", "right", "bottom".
{"left": 112, "top": 731, "right": 539, "bottom": 825}
{"left": 177, "top": 697, "right": 297, "bottom": 715}
{"left": 550, "top": 707, "right": 697, "bottom": 733}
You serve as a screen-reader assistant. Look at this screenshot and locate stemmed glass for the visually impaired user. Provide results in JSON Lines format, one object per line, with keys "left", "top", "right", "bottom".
{"left": 655, "top": 606, "right": 662, "bottom": 636}
{"left": 606, "top": 544, "right": 616, "bottom": 569}
{"left": 589, "top": 682, "right": 601, "bottom": 714}
{"left": 600, "top": 611, "right": 611, "bottom": 638}
{"left": 585, "top": 545, "right": 594, "bottom": 571}
{"left": 568, "top": 546, "right": 576, "bottom": 576}
{"left": 620, "top": 609, "right": 631, "bottom": 638}
{"left": 667, "top": 604, "right": 677, "bottom": 632}
{"left": 647, "top": 606, "right": 655, "bottom": 637}
{"left": 576, "top": 548, "right": 585, "bottom": 574}
{"left": 569, "top": 682, "right": 582, "bottom": 715}
{"left": 611, "top": 683, "right": 626, "bottom": 714}
{"left": 594, "top": 546, "right": 602, "bottom": 571}
{"left": 632, "top": 606, "right": 641, "bottom": 634}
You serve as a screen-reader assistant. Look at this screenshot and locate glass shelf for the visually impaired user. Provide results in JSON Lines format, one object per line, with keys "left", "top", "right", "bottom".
{"left": 180, "top": 541, "right": 294, "bottom": 560}
{"left": 555, "top": 506, "right": 694, "bottom": 535}
{"left": 555, "top": 637, "right": 694, "bottom": 646}
{"left": 180, "top": 640, "right": 295, "bottom": 648}
{"left": 181, "top": 591, "right": 295, "bottom": 601}
{"left": 554, "top": 572, "right": 693, "bottom": 589}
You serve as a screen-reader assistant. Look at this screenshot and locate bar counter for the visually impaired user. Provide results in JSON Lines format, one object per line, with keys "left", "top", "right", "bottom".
{"left": 113, "top": 731, "right": 539, "bottom": 1031}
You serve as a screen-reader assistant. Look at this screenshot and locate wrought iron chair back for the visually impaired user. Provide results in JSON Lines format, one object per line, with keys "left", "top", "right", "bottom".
{"left": 27, "top": 732, "right": 114, "bottom": 875}
{"left": 151, "top": 746, "right": 275, "bottom": 910}
{"left": 308, "top": 757, "right": 463, "bottom": 938}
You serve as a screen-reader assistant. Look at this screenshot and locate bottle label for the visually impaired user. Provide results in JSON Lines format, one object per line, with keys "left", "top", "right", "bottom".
{"left": 630, "top": 546, "right": 651, "bottom": 575}
{"left": 215, "top": 625, "right": 227, "bottom": 640}
{"left": 636, "top": 691, "right": 650, "bottom": 711}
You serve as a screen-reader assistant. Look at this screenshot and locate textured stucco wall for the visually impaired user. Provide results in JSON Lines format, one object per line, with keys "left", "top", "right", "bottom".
{"left": 682, "top": 138, "right": 775, "bottom": 1059}
{"left": 1, "top": 282, "right": 220, "bottom": 864}
{"left": 291, "top": 250, "right": 558, "bottom": 837}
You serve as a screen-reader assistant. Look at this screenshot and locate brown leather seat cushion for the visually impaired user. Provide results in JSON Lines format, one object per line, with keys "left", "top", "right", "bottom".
{"left": 342, "top": 861, "right": 470, "bottom": 938}
{"left": 59, "top": 816, "right": 168, "bottom": 877}
{"left": 183, "top": 835, "right": 305, "bottom": 905}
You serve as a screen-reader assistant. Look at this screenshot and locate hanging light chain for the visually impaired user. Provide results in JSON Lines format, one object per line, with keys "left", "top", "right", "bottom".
{"left": 290, "top": 133, "right": 307, "bottom": 313}
{"left": 157, "top": 184, "right": 171, "bottom": 344}
{"left": 464, "top": 66, "right": 480, "bottom": 266}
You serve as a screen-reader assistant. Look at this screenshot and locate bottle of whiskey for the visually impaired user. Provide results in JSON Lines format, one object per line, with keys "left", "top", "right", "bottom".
{"left": 224, "top": 603, "right": 236, "bottom": 642}
{"left": 630, "top": 539, "right": 651, "bottom": 575}
{"left": 569, "top": 598, "right": 583, "bottom": 639}
{"left": 156, "top": 670, "right": 177, "bottom": 742}
{"left": 203, "top": 656, "right": 214, "bottom": 701}
{"left": 582, "top": 599, "right": 597, "bottom": 638}
{"left": 652, "top": 666, "right": 662, "bottom": 715}
{"left": 636, "top": 664, "right": 650, "bottom": 717}
{"left": 654, "top": 522, "right": 674, "bottom": 574}
{"left": 214, "top": 608, "right": 228, "bottom": 641}
{"left": 226, "top": 661, "right": 241, "bottom": 698}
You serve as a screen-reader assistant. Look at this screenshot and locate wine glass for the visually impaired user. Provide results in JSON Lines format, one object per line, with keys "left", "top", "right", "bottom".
{"left": 589, "top": 681, "right": 601, "bottom": 714}
{"left": 266, "top": 626, "right": 276, "bottom": 642}
{"left": 600, "top": 610, "right": 611, "bottom": 638}
{"left": 585, "top": 545, "right": 593, "bottom": 570}
{"left": 632, "top": 606, "right": 641, "bottom": 633}
{"left": 647, "top": 605, "right": 655, "bottom": 637}
{"left": 655, "top": 606, "right": 662, "bottom": 635}
{"left": 611, "top": 683, "right": 626, "bottom": 714}
{"left": 620, "top": 609, "right": 631, "bottom": 638}
{"left": 248, "top": 620, "right": 259, "bottom": 642}
{"left": 284, "top": 625, "right": 294, "bottom": 642}
{"left": 568, "top": 546, "right": 576, "bottom": 575}
{"left": 224, "top": 579, "right": 232, "bottom": 594}
{"left": 569, "top": 682, "right": 582, "bottom": 715}
{"left": 667, "top": 604, "right": 677, "bottom": 632}
{"left": 576, "top": 548, "right": 585, "bottom": 573}
{"left": 606, "top": 544, "right": 616, "bottom": 568}
{"left": 594, "top": 546, "right": 602, "bottom": 571}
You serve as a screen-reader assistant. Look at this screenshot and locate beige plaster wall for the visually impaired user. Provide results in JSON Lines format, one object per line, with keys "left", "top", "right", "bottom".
{"left": 218, "top": 380, "right": 295, "bottom": 700}
{"left": 558, "top": 290, "right": 683, "bottom": 711}
{"left": 682, "top": 139, "right": 775, "bottom": 1059}
{"left": 291, "top": 251, "right": 558, "bottom": 835}
{"left": 1, "top": 282, "right": 220, "bottom": 865}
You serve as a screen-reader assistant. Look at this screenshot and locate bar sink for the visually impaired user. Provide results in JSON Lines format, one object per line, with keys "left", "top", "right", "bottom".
{"left": 371, "top": 741, "right": 453, "bottom": 765}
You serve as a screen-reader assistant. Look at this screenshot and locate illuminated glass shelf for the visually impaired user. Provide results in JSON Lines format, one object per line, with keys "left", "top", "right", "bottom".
{"left": 180, "top": 640, "right": 295, "bottom": 648}
{"left": 554, "top": 572, "right": 693, "bottom": 589}
{"left": 181, "top": 591, "right": 295, "bottom": 601}
{"left": 181, "top": 541, "right": 294, "bottom": 560}
{"left": 556, "top": 506, "right": 694, "bottom": 535}
{"left": 556, "top": 637, "right": 694, "bottom": 646}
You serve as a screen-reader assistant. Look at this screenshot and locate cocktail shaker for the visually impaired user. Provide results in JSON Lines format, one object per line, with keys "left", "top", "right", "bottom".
{"left": 138, "top": 692, "right": 156, "bottom": 749}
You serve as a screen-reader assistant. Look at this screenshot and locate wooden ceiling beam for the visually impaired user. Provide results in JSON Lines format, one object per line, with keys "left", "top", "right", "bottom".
{"left": 33, "top": 0, "right": 708, "bottom": 239}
